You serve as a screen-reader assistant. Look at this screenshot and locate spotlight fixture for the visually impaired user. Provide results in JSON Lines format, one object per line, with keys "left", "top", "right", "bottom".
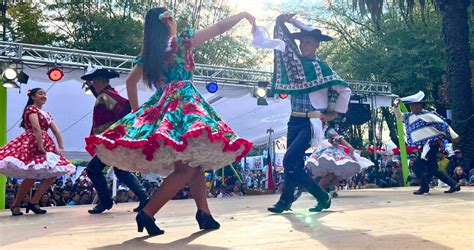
{"left": 47, "top": 67, "right": 64, "bottom": 81}
{"left": 17, "top": 71, "right": 29, "bottom": 84}
{"left": 206, "top": 80, "right": 218, "bottom": 93}
{"left": 278, "top": 93, "right": 288, "bottom": 99}
{"left": 2, "top": 80, "right": 20, "bottom": 89}
{"left": 254, "top": 81, "right": 270, "bottom": 106}
{"left": 3, "top": 67, "right": 17, "bottom": 80}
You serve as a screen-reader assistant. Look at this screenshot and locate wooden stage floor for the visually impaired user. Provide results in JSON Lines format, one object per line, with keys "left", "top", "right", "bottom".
{"left": 1, "top": 187, "right": 473, "bottom": 249}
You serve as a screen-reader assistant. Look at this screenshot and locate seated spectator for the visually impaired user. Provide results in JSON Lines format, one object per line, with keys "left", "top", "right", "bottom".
{"left": 62, "top": 190, "right": 71, "bottom": 203}
{"left": 469, "top": 168, "right": 474, "bottom": 184}
{"left": 447, "top": 149, "right": 470, "bottom": 176}
{"left": 437, "top": 151, "right": 450, "bottom": 174}
{"left": 67, "top": 192, "right": 81, "bottom": 206}
{"left": 39, "top": 193, "right": 54, "bottom": 207}
{"left": 52, "top": 191, "right": 66, "bottom": 206}
{"left": 5, "top": 193, "right": 14, "bottom": 209}
{"left": 451, "top": 166, "right": 468, "bottom": 186}
{"left": 80, "top": 190, "right": 92, "bottom": 205}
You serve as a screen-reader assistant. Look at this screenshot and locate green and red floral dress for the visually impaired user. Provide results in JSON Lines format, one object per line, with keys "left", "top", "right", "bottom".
{"left": 86, "top": 30, "right": 253, "bottom": 176}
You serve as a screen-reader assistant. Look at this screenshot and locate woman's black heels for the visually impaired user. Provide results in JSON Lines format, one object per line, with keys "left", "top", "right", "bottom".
{"left": 196, "top": 209, "right": 220, "bottom": 230}
{"left": 10, "top": 206, "right": 23, "bottom": 216}
{"left": 26, "top": 203, "right": 47, "bottom": 214}
{"left": 136, "top": 211, "right": 164, "bottom": 236}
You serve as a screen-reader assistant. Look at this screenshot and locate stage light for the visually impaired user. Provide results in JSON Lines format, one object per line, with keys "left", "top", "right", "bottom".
{"left": 2, "top": 80, "right": 20, "bottom": 89}
{"left": 47, "top": 67, "right": 64, "bottom": 81}
{"left": 255, "top": 88, "right": 267, "bottom": 98}
{"left": 279, "top": 93, "right": 288, "bottom": 99}
{"left": 206, "top": 81, "right": 218, "bottom": 93}
{"left": 17, "top": 71, "right": 29, "bottom": 84}
{"left": 4, "top": 68, "right": 17, "bottom": 80}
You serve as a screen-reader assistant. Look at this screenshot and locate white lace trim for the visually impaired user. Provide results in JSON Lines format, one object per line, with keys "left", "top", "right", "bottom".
{"left": 0, "top": 156, "right": 76, "bottom": 179}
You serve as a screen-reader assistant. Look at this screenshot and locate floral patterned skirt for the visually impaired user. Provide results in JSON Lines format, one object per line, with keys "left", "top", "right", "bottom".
{"left": 86, "top": 81, "right": 253, "bottom": 176}
{"left": 305, "top": 145, "right": 361, "bottom": 180}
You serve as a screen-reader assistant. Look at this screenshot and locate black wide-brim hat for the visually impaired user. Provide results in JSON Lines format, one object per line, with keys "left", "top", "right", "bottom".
{"left": 81, "top": 68, "right": 120, "bottom": 81}
{"left": 291, "top": 29, "right": 333, "bottom": 42}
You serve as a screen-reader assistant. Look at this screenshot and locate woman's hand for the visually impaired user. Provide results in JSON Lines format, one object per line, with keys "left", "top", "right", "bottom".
{"left": 279, "top": 13, "right": 296, "bottom": 23}
{"left": 58, "top": 147, "right": 65, "bottom": 156}
{"left": 38, "top": 145, "right": 46, "bottom": 154}
{"left": 321, "top": 111, "right": 339, "bottom": 123}
{"left": 347, "top": 146, "right": 355, "bottom": 156}
{"left": 242, "top": 12, "right": 256, "bottom": 27}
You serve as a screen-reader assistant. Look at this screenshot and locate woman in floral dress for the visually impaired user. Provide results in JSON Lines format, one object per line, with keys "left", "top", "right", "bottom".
{"left": 86, "top": 8, "right": 255, "bottom": 236}
{"left": 0, "top": 88, "right": 75, "bottom": 216}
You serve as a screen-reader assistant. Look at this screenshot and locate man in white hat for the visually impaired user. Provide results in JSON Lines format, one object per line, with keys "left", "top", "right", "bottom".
{"left": 81, "top": 66, "right": 150, "bottom": 214}
{"left": 394, "top": 91, "right": 460, "bottom": 195}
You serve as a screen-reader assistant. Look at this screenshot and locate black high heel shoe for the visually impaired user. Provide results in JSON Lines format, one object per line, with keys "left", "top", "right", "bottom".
{"left": 135, "top": 211, "right": 164, "bottom": 236}
{"left": 26, "top": 203, "right": 47, "bottom": 214}
{"left": 195, "top": 209, "right": 220, "bottom": 230}
{"left": 10, "top": 206, "right": 23, "bottom": 216}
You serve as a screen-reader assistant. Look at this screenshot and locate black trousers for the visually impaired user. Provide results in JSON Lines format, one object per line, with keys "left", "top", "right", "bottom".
{"left": 412, "top": 142, "right": 457, "bottom": 191}
{"left": 277, "top": 117, "right": 329, "bottom": 205}
{"left": 86, "top": 156, "right": 148, "bottom": 204}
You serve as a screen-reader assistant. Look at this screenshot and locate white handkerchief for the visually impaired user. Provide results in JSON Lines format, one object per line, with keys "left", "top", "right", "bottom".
{"left": 251, "top": 26, "right": 286, "bottom": 52}
{"left": 46, "top": 152, "right": 61, "bottom": 168}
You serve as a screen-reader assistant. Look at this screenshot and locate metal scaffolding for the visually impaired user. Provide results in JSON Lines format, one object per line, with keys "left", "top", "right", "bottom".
{"left": 0, "top": 41, "right": 392, "bottom": 95}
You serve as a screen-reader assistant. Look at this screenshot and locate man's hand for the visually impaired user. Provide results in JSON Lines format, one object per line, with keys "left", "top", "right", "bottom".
{"left": 320, "top": 111, "right": 339, "bottom": 123}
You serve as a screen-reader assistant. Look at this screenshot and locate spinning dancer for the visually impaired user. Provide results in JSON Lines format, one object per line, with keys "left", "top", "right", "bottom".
{"left": 86, "top": 8, "right": 254, "bottom": 236}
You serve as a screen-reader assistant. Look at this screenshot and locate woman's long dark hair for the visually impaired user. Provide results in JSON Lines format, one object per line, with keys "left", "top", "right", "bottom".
{"left": 142, "top": 7, "right": 171, "bottom": 88}
{"left": 20, "top": 88, "right": 41, "bottom": 129}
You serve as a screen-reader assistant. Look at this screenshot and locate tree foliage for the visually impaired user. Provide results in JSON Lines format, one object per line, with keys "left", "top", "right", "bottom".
{"left": 4, "top": 0, "right": 265, "bottom": 69}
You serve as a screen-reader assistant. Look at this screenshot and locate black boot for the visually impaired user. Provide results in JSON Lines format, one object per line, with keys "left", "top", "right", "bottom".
{"left": 413, "top": 188, "right": 429, "bottom": 195}
{"left": 88, "top": 201, "right": 113, "bottom": 214}
{"left": 267, "top": 200, "right": 292, "bottom": 213}
{"left": 26, "top": 203, "right": 47, "bottom": 214}
{"left": 195, "top": 209, "right": 220, "bottom": 230}
{"left": 309, "top": 197, "right": 331, "bottom": 212}
{"left": 136, "top": 211, "right": 164, "bottom": 236}
{"left": 444, "top": 184, "right": 461, "bottom": 193}
{"left": 133, "top": 198, "right": 150, "bottom": 212}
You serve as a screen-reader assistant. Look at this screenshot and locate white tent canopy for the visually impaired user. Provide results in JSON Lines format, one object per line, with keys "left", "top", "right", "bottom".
{"left": 6, "top": 67, "right": 394, "bottom": 159}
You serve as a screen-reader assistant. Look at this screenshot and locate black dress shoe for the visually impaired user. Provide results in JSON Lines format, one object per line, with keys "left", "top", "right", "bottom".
{"left": 88, "top": 201, "right": 113, "bottom": 214}
{"left": 309, "top": 198, "right": 331, "bottom": 212}
{"left": 26, "top": 203, "right": 47, "bottom": 214}
{"left": 444, "top": 184, "right": 461, "bottom": 193}
{"left": 133, "top": 198, "right": 150, "bottom": 213}
{"left": 413, "top": 187, "right": 430, "bottom": 195}
{"left": 136, "top": 211, "right": 164, "bottom": 236}
{"left": 10, "top": 206, "right": 23, "bottom": 216}
{"left": 196, "top": 209, "right": 220, "bottom": 230}
{"left": 267, "top": 201, "right": 292, "bottom": 213}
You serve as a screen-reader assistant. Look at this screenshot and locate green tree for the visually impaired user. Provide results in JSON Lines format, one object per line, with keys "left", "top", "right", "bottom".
{"left": 5, "top": 2, "right": 57, "bottom": 44}
{"left": 352, "top": 0, "right": 474, "bottom": 160}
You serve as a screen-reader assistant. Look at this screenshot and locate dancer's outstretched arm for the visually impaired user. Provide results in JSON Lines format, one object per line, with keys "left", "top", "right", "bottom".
{"left": 193, "top": 12, "right": 256, "bottom": 48}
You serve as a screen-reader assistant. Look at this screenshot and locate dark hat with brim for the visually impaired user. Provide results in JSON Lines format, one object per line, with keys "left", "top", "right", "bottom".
{"left": 81, "top": 68, "right": 119, "bottom": 81}
{"left": 291, "top": 29, "right": 333, "bottom": 42}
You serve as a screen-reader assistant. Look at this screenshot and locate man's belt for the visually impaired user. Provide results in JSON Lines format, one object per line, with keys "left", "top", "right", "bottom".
{"left": 291, "top": 111, "right": 322, "bottom": 118}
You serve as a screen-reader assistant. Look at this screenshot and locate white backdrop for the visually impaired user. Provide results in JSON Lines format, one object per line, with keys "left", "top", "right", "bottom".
{"left": 6, "top": 67, "right": 394, "bottom": 159}
{"left": 6, "top": 67, "right": 291, "bottom": 157}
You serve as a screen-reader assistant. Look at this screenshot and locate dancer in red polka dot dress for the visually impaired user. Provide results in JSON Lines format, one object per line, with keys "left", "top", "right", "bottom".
{"left": 0, "top": 88, "right": 75, "bottom": 216}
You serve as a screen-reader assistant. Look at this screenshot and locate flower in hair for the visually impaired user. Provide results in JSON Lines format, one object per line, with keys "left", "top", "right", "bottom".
{"left": 159, "top": 10, "right": 174, "bottom": 24}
